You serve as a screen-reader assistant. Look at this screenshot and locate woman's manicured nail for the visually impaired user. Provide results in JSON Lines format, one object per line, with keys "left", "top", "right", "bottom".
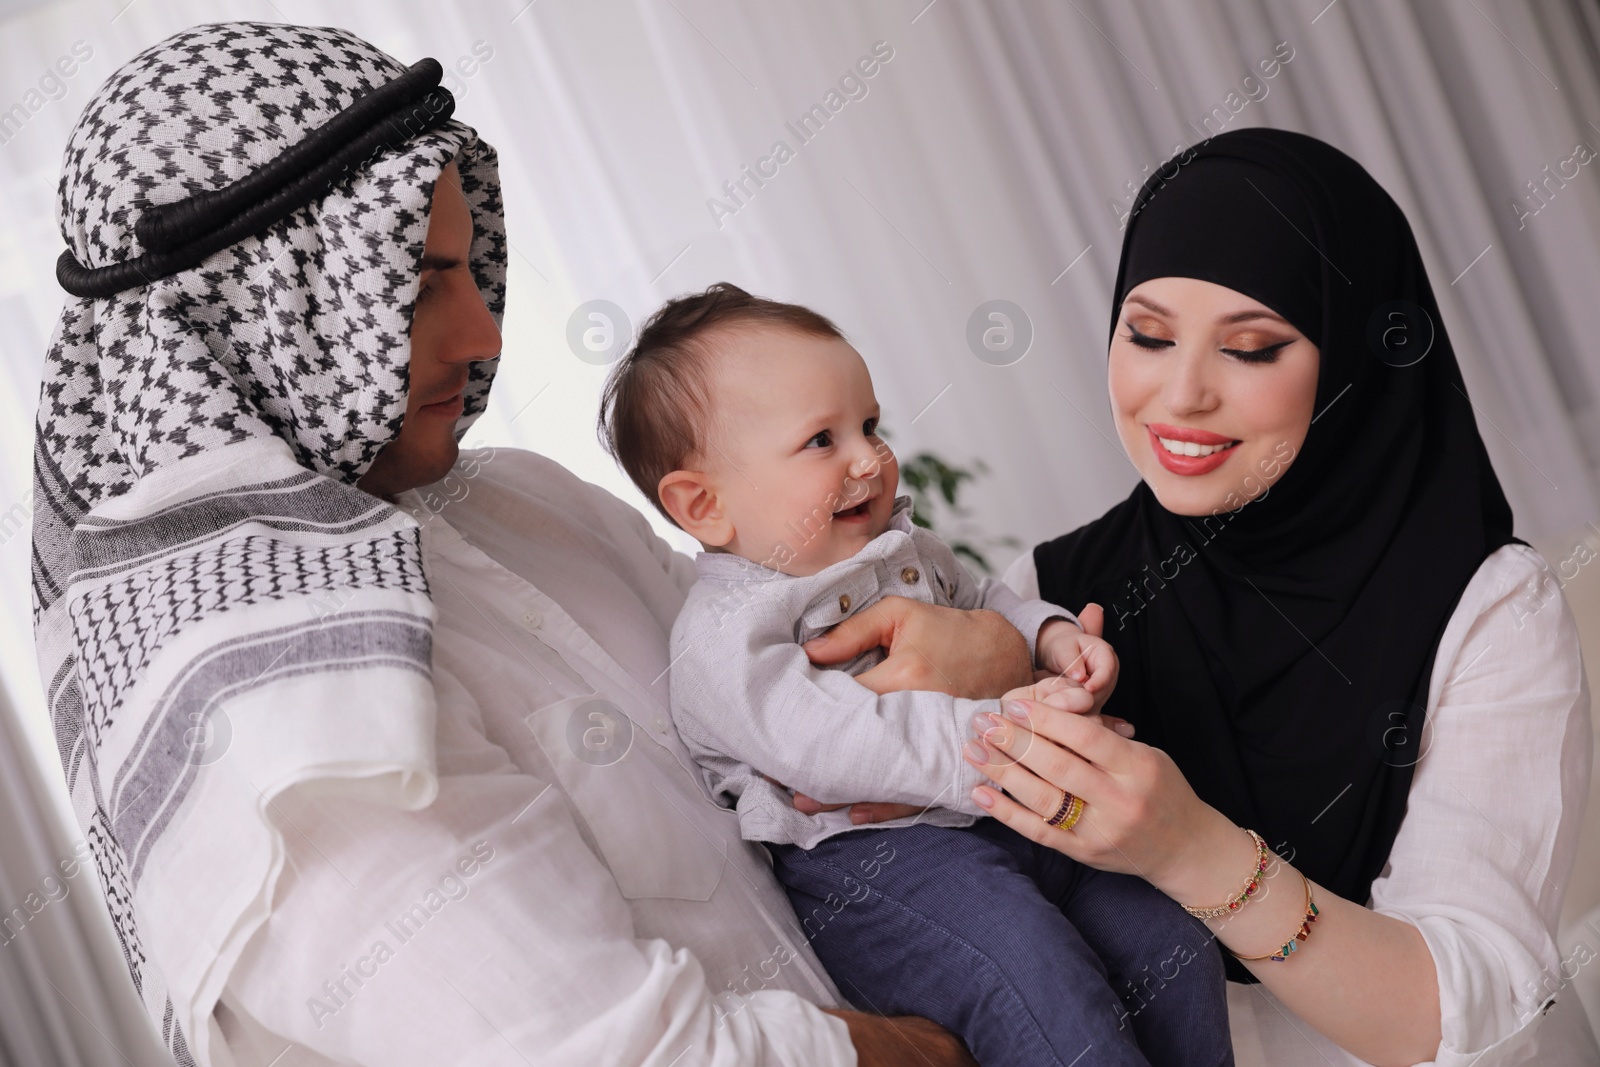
{"left": 963, "top": 739, "right": 988, "bottom": 764}
{"left": 971, "top": 787, "right": 995, "bottom": 809}
{"left": 1114, "top": 721, "right": 1136, "bottom": 738}
{"left": 1004, "top": 700, "right": 1030, "bottom": 722}
{"left": 970, "top": 711, "right": 993, "bottom": 734}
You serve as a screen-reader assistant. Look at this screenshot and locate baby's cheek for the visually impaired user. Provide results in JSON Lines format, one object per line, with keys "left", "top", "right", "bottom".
{"left": 879, "top": 453, "right": 899, "bottom": 491}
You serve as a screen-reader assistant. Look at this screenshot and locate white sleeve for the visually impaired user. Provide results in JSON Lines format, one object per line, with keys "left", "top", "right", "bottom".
{"left": 647, "top": 522, "right": 700, "bottom": 599}
{"left": 1001, "top": 549, "right": 1041, "bottom": 600}
{"left": 1366, "top": 546, "right": 1593, "bottom": 1066}
{"left": 595, "top": 481, "right": 699, "bottom": 597}
{"left": 671, "top": 601, "right": 996, "bottom": 821}
{"left": 220, "top": 678, "right": 855, "bottom": 1066}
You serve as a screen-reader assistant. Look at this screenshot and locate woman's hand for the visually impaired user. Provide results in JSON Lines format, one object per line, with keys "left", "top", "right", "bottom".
{"left": 804, "top": 597, "right": 1033, "bottom": 698}
{"left": 962, "top": 692, "right": 1239, "bottom": 901}
{"left": 1004, "top": 672, "right": 1137, "bottom": 741}
{"left": 967, "top": 693, "right": 1451, "bottom": 1066}
{"left": 786, "top": 670, "right": 1136, "bottom": 828}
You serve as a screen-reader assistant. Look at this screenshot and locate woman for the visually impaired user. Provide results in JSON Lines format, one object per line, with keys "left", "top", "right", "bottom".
{"left": 958, "top": 129, "right": 1597, "bottom": 1065}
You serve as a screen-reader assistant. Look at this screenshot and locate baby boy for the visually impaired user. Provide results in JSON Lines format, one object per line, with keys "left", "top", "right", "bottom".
{"left": 599, "top": 283, "right": 1231, "bottom": 1067}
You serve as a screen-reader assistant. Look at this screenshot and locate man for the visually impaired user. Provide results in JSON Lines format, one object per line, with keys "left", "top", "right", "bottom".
{"left": 36, "top": 22, "right": 1030, "bottom": 1065}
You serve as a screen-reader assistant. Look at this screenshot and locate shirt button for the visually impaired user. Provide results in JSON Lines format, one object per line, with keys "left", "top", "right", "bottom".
{"left": 901, "top": 567, "right": 920, "bottom": 584}
{"left": 521, "top": 611, "right": 542, "bottom": 631}
{"left": 838, "top": 594, "right": 852, "bottom": 612}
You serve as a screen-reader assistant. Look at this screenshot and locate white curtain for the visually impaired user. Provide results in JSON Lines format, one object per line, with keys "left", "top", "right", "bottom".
{"left": 0, "top": 1, "right": 1596, "bottom": 1061}
{"left": 0, "top": 681, "right": 170, "bottom": 1066}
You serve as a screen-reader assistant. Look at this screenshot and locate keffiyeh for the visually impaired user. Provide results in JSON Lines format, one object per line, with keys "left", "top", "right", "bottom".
{"left": 32, "top": 22, "right": 506, "bottom": 1062}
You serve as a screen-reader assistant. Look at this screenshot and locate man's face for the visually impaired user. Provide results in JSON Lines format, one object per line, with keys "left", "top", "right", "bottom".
{"left": 357, "top": 159, "right": 501, "bottom": 499}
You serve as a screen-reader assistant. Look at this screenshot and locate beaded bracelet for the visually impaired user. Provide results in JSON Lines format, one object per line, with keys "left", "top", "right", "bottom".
{"left": 1228, "top": 867, "right": 1320, "bottom": 962}
{"left": 1181, "top": 827, "right": 1269, "bottom": 920}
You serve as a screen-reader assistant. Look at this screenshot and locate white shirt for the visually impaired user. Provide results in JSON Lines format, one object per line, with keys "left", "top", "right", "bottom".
{"left": 210, "top": 448, "right": 856, "bottom": 1066}
{"left": 1004, "top": 543, "right": 1599, "bottom": 1066}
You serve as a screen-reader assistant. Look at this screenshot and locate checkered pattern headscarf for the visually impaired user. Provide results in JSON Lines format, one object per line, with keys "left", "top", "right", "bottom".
{"left": 31, "top": 23, "right": 506, "bottom": 1063}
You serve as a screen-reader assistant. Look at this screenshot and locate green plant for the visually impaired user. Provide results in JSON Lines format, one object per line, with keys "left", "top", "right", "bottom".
{"left": 895, "top": 451, "right": 1020, "bottom": 575}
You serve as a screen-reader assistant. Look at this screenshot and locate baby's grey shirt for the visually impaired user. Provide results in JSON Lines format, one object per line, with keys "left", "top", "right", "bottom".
{"left": 669, "top": 495, "right": 1075, "bottom": 849}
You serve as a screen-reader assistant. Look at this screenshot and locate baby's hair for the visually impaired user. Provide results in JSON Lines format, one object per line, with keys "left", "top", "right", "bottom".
{"left": 598, "top": 282, "right": 844, "bottom": 525}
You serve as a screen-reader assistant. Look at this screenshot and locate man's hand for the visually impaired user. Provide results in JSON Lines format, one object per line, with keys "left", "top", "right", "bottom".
{"left": 791, "top": 792, "right": 925, "bottom": 824}
{"left": 758, "top": 773, "right": 926, "bottom": 825}
{"left": 804, "top": 597, "right": 1032, "bottom": 699}
{"left": 793, "top": 597, "right": 1032, "bottom": 825}
{"left": 822, "top": 1009, "right": 977, "bottom": 1066}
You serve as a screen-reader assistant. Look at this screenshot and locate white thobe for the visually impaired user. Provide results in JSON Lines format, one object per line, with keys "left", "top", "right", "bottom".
{"left": 209, "top": 448, "right": 856, "bottom": 1066}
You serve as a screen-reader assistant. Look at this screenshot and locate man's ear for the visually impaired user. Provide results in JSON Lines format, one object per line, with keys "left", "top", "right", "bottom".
{"left": 658, "top": 470, "right": 733, "bottom": 547}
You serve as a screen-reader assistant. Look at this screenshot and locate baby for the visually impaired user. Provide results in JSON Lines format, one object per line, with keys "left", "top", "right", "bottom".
{"left": 600, "top": 283, "right": 1231, "bottom": 1067}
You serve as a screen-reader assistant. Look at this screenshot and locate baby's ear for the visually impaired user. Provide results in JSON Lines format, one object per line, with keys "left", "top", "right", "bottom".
{"left": 658, "top": 470, "right": 733, "bottom": 547}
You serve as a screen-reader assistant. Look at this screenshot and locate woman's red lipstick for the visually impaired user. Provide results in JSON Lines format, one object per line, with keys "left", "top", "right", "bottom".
{"left": 1147, "top": 423, "right": 1240, "bottom": 476}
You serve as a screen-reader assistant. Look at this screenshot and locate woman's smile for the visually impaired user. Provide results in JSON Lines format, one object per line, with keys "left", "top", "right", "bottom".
{"left": 1146, "top": 422, "right": 1241, "bottom": 476}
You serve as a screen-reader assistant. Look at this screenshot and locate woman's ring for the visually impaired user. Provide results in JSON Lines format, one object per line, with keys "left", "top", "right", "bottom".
{"left": 1045, "top": 789, "right": 1085, "bottom": 830}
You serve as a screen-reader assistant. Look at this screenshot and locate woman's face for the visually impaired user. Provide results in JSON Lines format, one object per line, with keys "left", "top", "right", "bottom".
{"left": 1108, "top": 276, "right": 1319, "bottom": 516}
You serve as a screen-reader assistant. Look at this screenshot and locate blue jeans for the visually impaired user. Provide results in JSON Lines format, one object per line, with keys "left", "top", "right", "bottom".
{"left": 771, "top": 819, "right": 1233, "bottom": 1067}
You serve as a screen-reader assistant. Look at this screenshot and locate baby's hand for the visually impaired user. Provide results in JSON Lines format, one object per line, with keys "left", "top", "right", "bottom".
{"left": 1000, "top": 673, "right": 1090, "bottom": 714}
{"left": 997, "top": 673, "right": 1135, "bottom": 738}
{"left": 1035, "top": 617, "right": 1118, "bottom": 712}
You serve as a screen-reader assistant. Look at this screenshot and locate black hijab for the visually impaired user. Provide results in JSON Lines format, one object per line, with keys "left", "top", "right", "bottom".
{"left": 1033, "top": 129, "right": 1517, "bottom": 983}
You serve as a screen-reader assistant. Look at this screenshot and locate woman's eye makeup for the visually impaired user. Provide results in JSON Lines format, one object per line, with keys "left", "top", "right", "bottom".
{"left": 1220, "top": 339, "right": 1294, "bottom": 364}
{"left": 1122, "top": 320, "right": 1294, "bottom": 364}
{"left": 1122, "top": 323, "right": 1174, "bottom": 350}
